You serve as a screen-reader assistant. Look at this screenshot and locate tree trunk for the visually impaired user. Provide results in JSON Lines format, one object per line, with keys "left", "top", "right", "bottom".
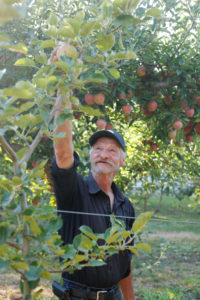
{"left": 21, "top": 192, "right": 31, "bottom": 299}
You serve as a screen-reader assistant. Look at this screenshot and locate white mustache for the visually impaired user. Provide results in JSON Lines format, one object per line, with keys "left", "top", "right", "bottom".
{"left": 94, "top": 158, "right": 115, "bottom": 167}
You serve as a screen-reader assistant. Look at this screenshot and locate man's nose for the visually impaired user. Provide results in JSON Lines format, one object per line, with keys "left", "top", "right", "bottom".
{"left": 100, "top": 149, "right": 109, "bottom": 159}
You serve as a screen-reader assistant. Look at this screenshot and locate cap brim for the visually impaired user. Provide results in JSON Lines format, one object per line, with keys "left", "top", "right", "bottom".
{"left": 89, "top": 130, "right": 125, "bottom": 151}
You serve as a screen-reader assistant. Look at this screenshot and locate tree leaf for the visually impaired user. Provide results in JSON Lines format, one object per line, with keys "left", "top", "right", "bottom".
{"left": 79, "top": 106, "right": 103, "bottom": 117}
{"left": 57, "top": 25, "right": 75, "bottom": 38}
{"left": 15, "top": 58, "right": 35, "bottom": 67}
{"left": 41, "top": 270, "right": 51, "bottom": 280}
{"left": 0, "top": 226, "right": 9, "bottom": 244}
{"left": 82, "top": 73, "right": 108, "bottom": 84}
{"left": 40, "top": 39, "right": 56, "bottom": 49}
{"left": 0, "top": 43, "right": 27, "bottom": 54}
{"left": 87, "top": 260, "right": 106, "bottom": 267}
{"left": 54, "top": 60, "right": 69, "bottom": 73}
{"left": 73, "top": 254, "right": 86, "bottom": 263}
{"left": 135, "top": 243, "right": 152, "bottom": 252}
{"left": 80, "top": 20, "right": 96, "bottom": 37}
{"left": 12, "top": 261, "right": 29, "bottom": 271}
{"left": 132, "top": 211, "right": 153, "bottom": 234}
{"left": 80, "top": 236, "right": 93, "bottom": 250}
{"left": 96, "top": 33, "right": 115, "bottom": 52}
{"left": 128, "top": 246, "right": 139, "bottom": 255}
{"left": 108, "top": 68, "right": 120, "bottom": 79}
{"left": 0, "top": 1, "right": 19, "bottom": 24}
{"left": 12, "top": 176, "right": 23, "bottom": 186}
{"left": 29, "top": 217, "right": 41, "bottom": 235}
{"left": 146, "top": 8, "right": 162, "bottom": 18}
{"left": 114, "top": 14, "right": 143, "bottom": 27}
{"left": 79, "top": 225, "right": 98, "bottom": 241}
{"left": 0, "top": 258, "right": 10, "bottom": 270}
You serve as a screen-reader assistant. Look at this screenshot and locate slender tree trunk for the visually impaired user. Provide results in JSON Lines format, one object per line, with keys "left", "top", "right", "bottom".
{"left": 21, "top": 192, "right": 31, "bottom": 299}
{"left": 155, "top": 187, "right": 164, "bottom": 213}
{"left": 144, "top": 196, "right": 147, "bottom": 211}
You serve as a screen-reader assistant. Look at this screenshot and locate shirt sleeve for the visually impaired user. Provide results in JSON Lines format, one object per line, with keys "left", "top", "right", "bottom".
{"left": 50, "top": 151, "right": 81, "bottom": 211}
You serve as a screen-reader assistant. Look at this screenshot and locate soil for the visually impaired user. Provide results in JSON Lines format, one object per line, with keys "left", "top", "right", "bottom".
{"left": 1, "top": 231, "right": 200, "bottom": 300}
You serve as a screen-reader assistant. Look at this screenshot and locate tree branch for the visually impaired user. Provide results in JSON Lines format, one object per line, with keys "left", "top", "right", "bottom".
{"left": 6, "top": 241, "right": 22, "bottom": 251}
{"left": 0, "top": 136, "right": 19, "bottom": 174}
{"left": 19, "top": 96, "right": 63, "bottom": 165}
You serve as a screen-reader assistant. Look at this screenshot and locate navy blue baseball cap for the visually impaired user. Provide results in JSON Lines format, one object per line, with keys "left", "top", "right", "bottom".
{"left": 89, "top": 129, "right": 125, "bottom": 151}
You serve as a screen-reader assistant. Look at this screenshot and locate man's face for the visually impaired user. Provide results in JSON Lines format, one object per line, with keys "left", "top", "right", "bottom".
{"left": 90, "top": 137, "right": 125, "bottom": 176}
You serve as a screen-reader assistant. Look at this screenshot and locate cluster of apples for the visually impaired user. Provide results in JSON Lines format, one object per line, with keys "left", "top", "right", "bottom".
{"left": 118, "top": 89, "right": 133, "bottom": 116}
{"left": 84, "top": 93, "right": 105, "bottom": 105}
{"left": 84, "top": 92, "right": 113, "bottom": 129}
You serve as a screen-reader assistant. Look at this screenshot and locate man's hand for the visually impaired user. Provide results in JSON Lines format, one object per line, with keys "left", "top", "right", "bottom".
{"left": 50, "top": 41, "right": 77, "bottom": 64}
{"left": 119, "top": 265, "right": 135, "bottom": 300}
{"left": 50, "top": 42, "right": 68, "bottom": 64}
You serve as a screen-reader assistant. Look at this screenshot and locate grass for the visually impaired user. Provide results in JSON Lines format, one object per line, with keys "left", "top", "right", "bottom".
{"left": 133, "top": 195, "right": 200, "bottom": 300}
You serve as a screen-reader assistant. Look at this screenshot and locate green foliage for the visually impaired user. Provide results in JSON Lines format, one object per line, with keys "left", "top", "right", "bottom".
{"left": 0, "top": 0, "right": 200, "bottom": 297}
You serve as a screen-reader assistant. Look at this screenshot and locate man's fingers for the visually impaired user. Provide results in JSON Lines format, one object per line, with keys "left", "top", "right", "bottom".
{"left": 50, "top": 47, "right": 59, "bottom": 63}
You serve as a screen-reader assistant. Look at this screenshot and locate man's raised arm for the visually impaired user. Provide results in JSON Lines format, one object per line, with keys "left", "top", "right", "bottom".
{"left": 51, "top": 45, "right": 74, "bottom": 169}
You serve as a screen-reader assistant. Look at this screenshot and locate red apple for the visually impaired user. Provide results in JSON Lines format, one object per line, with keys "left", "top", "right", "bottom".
{"left": 173, "top": 120, "right": 183, "bottom": 130}
{"left": 168, "top": 130, "right": 177, "bottom": 139}
{"left": 143, "top": 108, "right": 153, "bottom": 116}
{"left": 84, "top": 93, "right": 95, "bottom": 105}
{"left": 33, "top": 200, "right": 39, "bottom": 206}
{"left": 125, "top": 116, "right": 131, "bottom": 122}
{"left": 94, "top": 93, "right": 105, "bottom": 105}
{"left": 185, "top": 135, "right": 193, "bottom": 143}
{"left": 148, "top": 101, "right": 157, "bottom": 112}
{"left": 122, "top": 104, "right": 132, "bottom": 115}
{"left": 127, "top": 89, "right": 133, "bottom": 99}
{"left": 194, "top": 94, "right": 200, "bottom": 101}
{"left": 183, "top": 125, "right": 192, "bottom": 134}
{"left": 43, "top": 136, "right": 49, "bottom": 142}
{"left": 96, "top": 119, "right": 107, "bottom": 129}
{"left": 195, "top": 124, "right": 200, "bottom": 135}
{"left": 105, "top": 123, "right": 113, "bottom": 130}
{"left": 119, "top": 92, "right": 126, "bottom": 100}
{"left": 164, "top": 95, "right": 173, "bottom": 104}
{"left": 150, "top": 144, "right": 158, "bottom": 151}
{"left": 73, "top": 111, "right": 82, "bottom": 119}
{"left": 137, "top": 66, "right": 146, "bottom": 77}
{"left": 197, "top": 99, "right": 200, "bottom": 107}
{"left": 185, "top": 108, "right": 194, "bottom": 118}
{"left": 181, "top": 101, "right": 188, "bottom": 110}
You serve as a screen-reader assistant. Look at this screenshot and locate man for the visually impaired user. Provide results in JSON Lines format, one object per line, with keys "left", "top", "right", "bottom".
{"left": 50, "top": 47, "right": 136, "bottom": 300}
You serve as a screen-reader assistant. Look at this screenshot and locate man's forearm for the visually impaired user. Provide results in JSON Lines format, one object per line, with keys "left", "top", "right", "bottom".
{"left": 53, "top": 94, "right": 74, "bottom": 169}
{"left": 119, "top": 268, "right": 135, "bottom": 300}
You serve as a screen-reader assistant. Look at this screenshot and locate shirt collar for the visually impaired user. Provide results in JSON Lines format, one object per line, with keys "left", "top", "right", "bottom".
{"left": 86, "top": 173, "right": 125, "bottom": 204}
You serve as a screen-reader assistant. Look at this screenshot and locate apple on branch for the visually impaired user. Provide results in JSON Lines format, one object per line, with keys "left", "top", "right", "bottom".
{"left": 122, "top": 104, "right": 132, "bottom": 115}
{"left": 137, "top": 66, "right": 146, "bottom": 78}
{"left": 173, "top": 120, "right": 183, "bottom": 130}
{"left": 96, "top": 119, "right": 107, "bottom": 129}
{"left": 185, "top": 108, "right": 194, "bottom": 118}
{"left": 84, "top": 93, "right": 95, "bottom": 105}
{"left": 94, "top": 93, "right": 105, "bottom": 105}
{"left": 185, "top": 135, "right": 193, "bottom": 143}
{"left": 148, "top": 101, "right": 157, "bottom": 112}
{"left": 168, "top": 130, "right": 177, "bottom": 139}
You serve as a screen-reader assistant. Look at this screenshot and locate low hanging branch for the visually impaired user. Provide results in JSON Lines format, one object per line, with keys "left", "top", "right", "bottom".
{"left": 0, "top": 135, "right": 19, "bottom": 174}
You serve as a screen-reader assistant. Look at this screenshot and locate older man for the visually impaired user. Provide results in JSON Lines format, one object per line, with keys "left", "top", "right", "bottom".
{"left": 50, "top": 47, "right": 135, "bottom": 300}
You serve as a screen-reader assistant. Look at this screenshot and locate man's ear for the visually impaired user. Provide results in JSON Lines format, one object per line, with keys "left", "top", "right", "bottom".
{"left": 120, "top": 157, "right": 125, "bottom": 167}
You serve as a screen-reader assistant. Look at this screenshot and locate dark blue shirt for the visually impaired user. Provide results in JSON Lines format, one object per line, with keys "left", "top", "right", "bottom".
{"left": 50, "top": 152, "right": 135, "bottom": 288}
